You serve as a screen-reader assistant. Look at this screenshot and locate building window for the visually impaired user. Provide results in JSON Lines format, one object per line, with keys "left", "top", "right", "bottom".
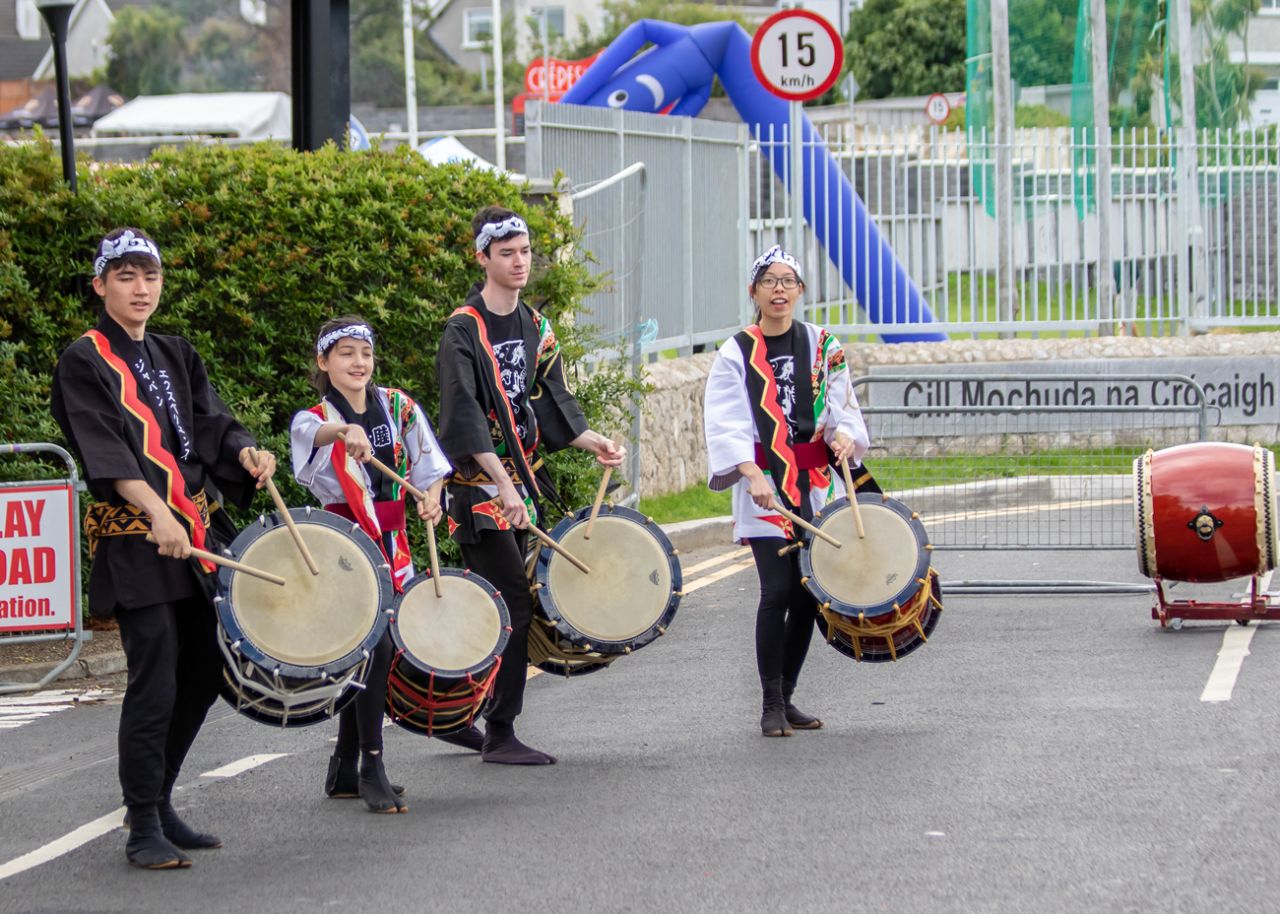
{"left": 16, "top": 0, "right": 42, "bottom": 40}
{"left": 463, "top": 7, "right": 493, "bottom": 48}
{"left": 529, "top": 5, "right": 565, "bottom": 39}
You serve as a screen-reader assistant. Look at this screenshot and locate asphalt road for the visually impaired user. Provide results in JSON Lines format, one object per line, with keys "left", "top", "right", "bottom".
{"left": 0, "top": 528, "right": 1276, "bottom": 914}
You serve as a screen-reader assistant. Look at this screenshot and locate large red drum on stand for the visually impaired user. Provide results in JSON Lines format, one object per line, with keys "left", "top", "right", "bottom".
{"left": 1134, "top": 442, "right": 1278, "bottom": 583}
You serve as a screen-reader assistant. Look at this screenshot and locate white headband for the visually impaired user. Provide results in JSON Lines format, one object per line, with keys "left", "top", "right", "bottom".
{"left": 475, "top": 215, "right": 529, "bottom": 253}
{"left": 94, "top": 230, "right": 161, "bottom": 277}
{"left": 750, "top": 245, "right": 803, "bottom": 285}
{"left": 316, "top": 324, "right": 375, "bottom": 355}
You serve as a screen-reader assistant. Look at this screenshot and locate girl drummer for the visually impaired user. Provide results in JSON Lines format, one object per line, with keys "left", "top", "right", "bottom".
{"left": 702, "top": 246, "right": 870, "bottom": 737}
{"left": 290, "top": 316, "right": 451, "bottom": 812}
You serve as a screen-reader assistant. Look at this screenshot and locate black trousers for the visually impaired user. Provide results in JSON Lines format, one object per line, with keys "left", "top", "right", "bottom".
{"left": 748, "top": 537, "right": 819, "bottom": 684}
{"left": 460, "top": 528, "right": 531, "bottom": 726}
{"left": 114, "top": 597, "right": 225, "bottom": 808}
{"left": 334, "top": 629, "right": 394, "bottom": 756}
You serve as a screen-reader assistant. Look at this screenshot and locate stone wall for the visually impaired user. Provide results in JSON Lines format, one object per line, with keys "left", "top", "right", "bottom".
{"left": 636, "top": 332, "right": 1280, "bottom": 497}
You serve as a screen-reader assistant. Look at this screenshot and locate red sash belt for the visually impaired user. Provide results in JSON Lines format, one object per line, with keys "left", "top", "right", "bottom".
{"left": 324, "top": 499, "right": 407, "bottom": 531}
{"left": 755, "top": 440, "right": 830, "bottom": 471}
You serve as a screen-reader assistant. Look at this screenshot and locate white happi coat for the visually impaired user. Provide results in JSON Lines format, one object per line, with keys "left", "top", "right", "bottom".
{"left": 290, "top": 386, "right": 452, "bottom": 581}
{"left": 703, "top": 322, "right": 870, "bottom": 542}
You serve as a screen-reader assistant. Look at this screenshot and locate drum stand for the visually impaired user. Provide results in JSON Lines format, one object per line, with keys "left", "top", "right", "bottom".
{"left": 1151, "top": 575, "right": 1280, "bottom": 630}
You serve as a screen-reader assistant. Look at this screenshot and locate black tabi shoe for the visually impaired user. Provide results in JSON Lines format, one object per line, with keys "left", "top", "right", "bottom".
{"left": 481, "top": 722, "right": 557, "bottom": 765}
{"left": 124, "top": 805, "right": 192, "bottom": 870}
{"left": 782, "top": 680, "right": 824, "bottom": 731}
{"left": 359, "top": 751, "right": 408, "bottom": 814}
{"left": 326, "top": 754, "right": 404, "bottom": 799}
{"left": 760, "top": 678, "right": 793, "bottom": 738}
{"left": 436, "top": 724, "right": 485, "bottom": 753}
{"left": 158, "top": 799, "right": 223, "bottom": 849}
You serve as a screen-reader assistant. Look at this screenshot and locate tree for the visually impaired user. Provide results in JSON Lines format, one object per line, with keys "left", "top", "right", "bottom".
{"left": 104, "top": 6, "right": 186, "bottom": 97}
{"left": 846, "top": 0, "right": 966, "bottom": 99}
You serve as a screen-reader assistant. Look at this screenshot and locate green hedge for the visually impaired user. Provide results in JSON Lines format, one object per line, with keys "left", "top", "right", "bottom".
{"left": 0, "top": 137, "right": 639, "bottom": 596}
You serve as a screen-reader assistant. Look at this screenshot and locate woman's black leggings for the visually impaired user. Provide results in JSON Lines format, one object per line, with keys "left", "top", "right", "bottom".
{"left": 335, "top": 628, "right": 393, "bottom": 756}
{"left": 748, "top": 537, "right": 818, "bottom": 684}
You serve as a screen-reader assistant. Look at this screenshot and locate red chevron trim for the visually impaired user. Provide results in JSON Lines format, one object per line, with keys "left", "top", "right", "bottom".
{"left": 452, "top": 306, "right": 539, "bottom": 495}
{"left": 83, "top": 330, "right": 213, "bottom": 573}
{"left": 742, "top": 326, "right": 801, "bottom": 506}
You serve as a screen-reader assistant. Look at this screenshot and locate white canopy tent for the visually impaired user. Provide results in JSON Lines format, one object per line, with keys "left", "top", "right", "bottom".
{"left": 91, "top": 93, "right": 291, "bottom": 139}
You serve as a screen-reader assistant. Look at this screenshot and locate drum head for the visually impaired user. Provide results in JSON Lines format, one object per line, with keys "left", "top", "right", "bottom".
{"left": 545, "top": 513, "right": 674, "bottom": 643}
{"left": 394, "top": 573, "right": 506, "bottom": 676}
{"left": 805, "top": 497, "right": 930, "bottom": 616}
{"left": 230, "top": 523, "right": 381, "bottom": 667}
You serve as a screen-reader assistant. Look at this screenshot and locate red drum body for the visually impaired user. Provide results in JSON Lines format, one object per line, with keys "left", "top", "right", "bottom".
{"left": 1134, "top": 443, "right": 1278, "bottom": 584}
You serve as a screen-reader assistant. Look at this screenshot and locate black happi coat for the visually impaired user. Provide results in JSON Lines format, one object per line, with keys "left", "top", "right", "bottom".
{"left": 50, "top": 313, "right": 257, "bottom": 614}
{"left": 436, "top": 284, "right": 588, "bottom": 542}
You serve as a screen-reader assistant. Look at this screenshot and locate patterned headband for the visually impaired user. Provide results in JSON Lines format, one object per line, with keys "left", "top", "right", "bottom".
{"left": 475, "top": 215, "right": 529, "bottom": 253}
{"left": 749, "top": 245, "right": 803, "bottom": 286}
{"left": 316, "top": 323, "right": 375, "bottom": 355}
{"left": 94, "top": 230, "right": 161, "bottom": 277}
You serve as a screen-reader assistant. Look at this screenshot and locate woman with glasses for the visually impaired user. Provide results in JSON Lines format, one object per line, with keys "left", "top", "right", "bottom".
{"left": 702, "top": 245, "right": 870, "bottom": 737}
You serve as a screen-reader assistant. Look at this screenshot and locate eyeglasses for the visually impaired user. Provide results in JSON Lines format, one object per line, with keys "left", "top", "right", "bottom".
{"left": 756, "top": 276, "right": 800, "bottom": 291}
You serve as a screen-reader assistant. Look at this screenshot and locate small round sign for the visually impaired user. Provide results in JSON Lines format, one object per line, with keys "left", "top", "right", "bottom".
{"left": 925, "top": 93, "right": 952, "bottom": 125}
{"left": 750, "top": 10, "right": 844, "bottom": 103}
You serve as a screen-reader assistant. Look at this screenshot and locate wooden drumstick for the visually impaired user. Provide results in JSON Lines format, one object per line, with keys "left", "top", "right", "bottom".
{"left": 584, "top": 465, "right": 613, "bottom": 540}
{"left": 337, "top": 434, "right": 445, "bottom": 597}
{"left": 524, "top": 523, "right": 591, "bottom": 575}
{"left": 839, "top": 457, "right": 866, "bottom": 539}
{"left": 425, "top": 516, "right": 443, "bottom": 599}
{"left": 146, "top": 533, "right": 286, "bottom": 586}
{"left": 771, "top": 502, "right": 842, "bottom": 549}
{"left": 250, "top": 448, "right": 320, "bottom": 575}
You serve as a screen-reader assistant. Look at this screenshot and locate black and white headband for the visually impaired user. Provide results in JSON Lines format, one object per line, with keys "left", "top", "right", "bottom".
{"left": 94, "top": 230, "right": 161, "bottom": 277}
{"left": 316, "top": 323, "right": 375, "bottom": 355}
{"left": 475, "top": 215, "right": 529, "bottom": 253}
{"left": 749, "top": 245, "right": 803, "bottom": 285}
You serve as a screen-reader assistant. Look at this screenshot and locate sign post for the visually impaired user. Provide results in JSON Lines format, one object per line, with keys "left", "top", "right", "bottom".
{"left": 749, "top": 10, "right": 844, "bottom": 280}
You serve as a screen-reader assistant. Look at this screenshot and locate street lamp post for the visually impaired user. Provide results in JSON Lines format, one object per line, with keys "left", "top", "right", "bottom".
{"left": 35, "top": 0, "right": 77, "bottom": 192}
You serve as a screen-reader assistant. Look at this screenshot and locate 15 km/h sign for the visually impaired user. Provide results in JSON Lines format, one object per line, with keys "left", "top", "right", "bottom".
{"left": 750, "top": 9, "right": 844, "bottom": 102}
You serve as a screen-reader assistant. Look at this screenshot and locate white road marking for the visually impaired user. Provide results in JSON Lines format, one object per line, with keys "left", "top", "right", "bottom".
{"left": 0, "top": 807, "right": 125, "bottom": 882}
{"left": 1200, "top": 572, "right": 1271, "bottom": 703}
{"left": 683, "top": 558, "right": 755, "bottom": 595}
{"left": 928, "top": 497, "right": 1129, "bottom": 525}
{"left": 1200, "top": 625, "right": 1257, "bottom": 702}
{"left": 0, "top": 689, "right": 114, "bottom": 733}
{"left": 199, "top": 753, "right": 289, "bottom": 779}
{"left": 682, "top": 547, "right": 750, "bottom": 577}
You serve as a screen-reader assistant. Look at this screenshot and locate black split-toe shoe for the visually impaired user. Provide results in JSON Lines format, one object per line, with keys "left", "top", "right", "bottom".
{"left": 359, "top": 751, "right": 408, "bottom": 814}
{"left": 124, "top": 805, "right": 192, "bottom": 870}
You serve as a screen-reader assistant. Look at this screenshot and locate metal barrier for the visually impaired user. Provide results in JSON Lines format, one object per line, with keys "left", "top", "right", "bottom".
{"left": 854, "top": 373, "right": 1210, "bottom": 552}
{"left": 0, "top": 443, "right": 87, "bottom": 694}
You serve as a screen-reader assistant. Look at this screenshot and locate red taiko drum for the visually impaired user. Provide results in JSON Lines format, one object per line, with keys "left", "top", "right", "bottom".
{"left": 1133, "top": 442, "right": 1278, "bottom": 583}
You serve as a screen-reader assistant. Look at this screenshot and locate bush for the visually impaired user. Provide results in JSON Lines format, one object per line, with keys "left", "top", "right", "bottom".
{"left": 0, "top": 137, "right": 641, "bottom": 595}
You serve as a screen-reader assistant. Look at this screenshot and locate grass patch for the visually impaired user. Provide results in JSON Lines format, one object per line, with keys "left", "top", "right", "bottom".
{"left": 640, "top": 486, "right": 732, "bottom": 525}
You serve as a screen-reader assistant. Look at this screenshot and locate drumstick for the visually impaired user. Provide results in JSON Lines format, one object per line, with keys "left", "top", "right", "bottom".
{"left": 525, "top": 522, "right": 591, "bottom": 575}
{"left": 250, "top": 448, "right": 320, "bottom": 575}
{"left": 426, "top": 516, "right": 443, "bottom": 599}
{"left": 584, "top": 465, "right": 613, "bottom": 540}
{"left": 146, "top": 533, "right": 286, "bottom": 586}
{"left": 839, "top": 457, "right": 866, "bottom": 539}
{"left": 771, "top": 502, "right": 842, "bottom": 549}
{"left": 336, "top": 434, "right": 445, "bottom": 596}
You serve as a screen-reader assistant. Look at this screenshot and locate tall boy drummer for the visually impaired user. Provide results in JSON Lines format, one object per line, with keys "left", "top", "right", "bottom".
{"left": 435, "top": 206, "right": 625, "bottom": 765}
{"left": 50, "top": 228, "right": 277, "bottom": 869}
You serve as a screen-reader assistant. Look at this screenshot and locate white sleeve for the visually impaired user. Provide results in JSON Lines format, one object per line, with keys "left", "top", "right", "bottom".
{"left": 290, "top": 410, "right": 333, "bottom": 490}
{"left": 405, "top": 403, "right": 452, "bottom": 491}
{"left": 703, "top": 341, "right": 757, "bottom": 491}
{"left": 820, "top": 350, "right": 870, "bottom": 464}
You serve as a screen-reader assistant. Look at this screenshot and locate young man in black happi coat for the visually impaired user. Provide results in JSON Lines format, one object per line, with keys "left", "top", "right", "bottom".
{"left": 435, "top": 206, "right": 625, "bottom": 765}
{"left": 50, "top": 228, "right": 278, "bottom": 869}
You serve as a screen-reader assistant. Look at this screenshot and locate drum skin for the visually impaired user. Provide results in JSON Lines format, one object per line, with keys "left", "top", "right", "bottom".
{"left": 528, "top": 504, "right": 682, "bottom": 677}
{"left": 1134, "top": 443, "right": 1278, "bottom": 583}
{"left": 386, "top": 569, "right": 510, "bottom": 736}
{"left": 800, "top": 494, "right": 942, "bottom": 663}
{"left": 216, "top": 508, "right": 393, "bottom": 727}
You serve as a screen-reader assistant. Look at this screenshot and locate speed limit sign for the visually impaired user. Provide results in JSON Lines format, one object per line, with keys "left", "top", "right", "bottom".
{"left": 750, "top": 10, "right": 844, "bottom": 103}
{"left": 925, "top": 93, "right": 952, "bottom": 124}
